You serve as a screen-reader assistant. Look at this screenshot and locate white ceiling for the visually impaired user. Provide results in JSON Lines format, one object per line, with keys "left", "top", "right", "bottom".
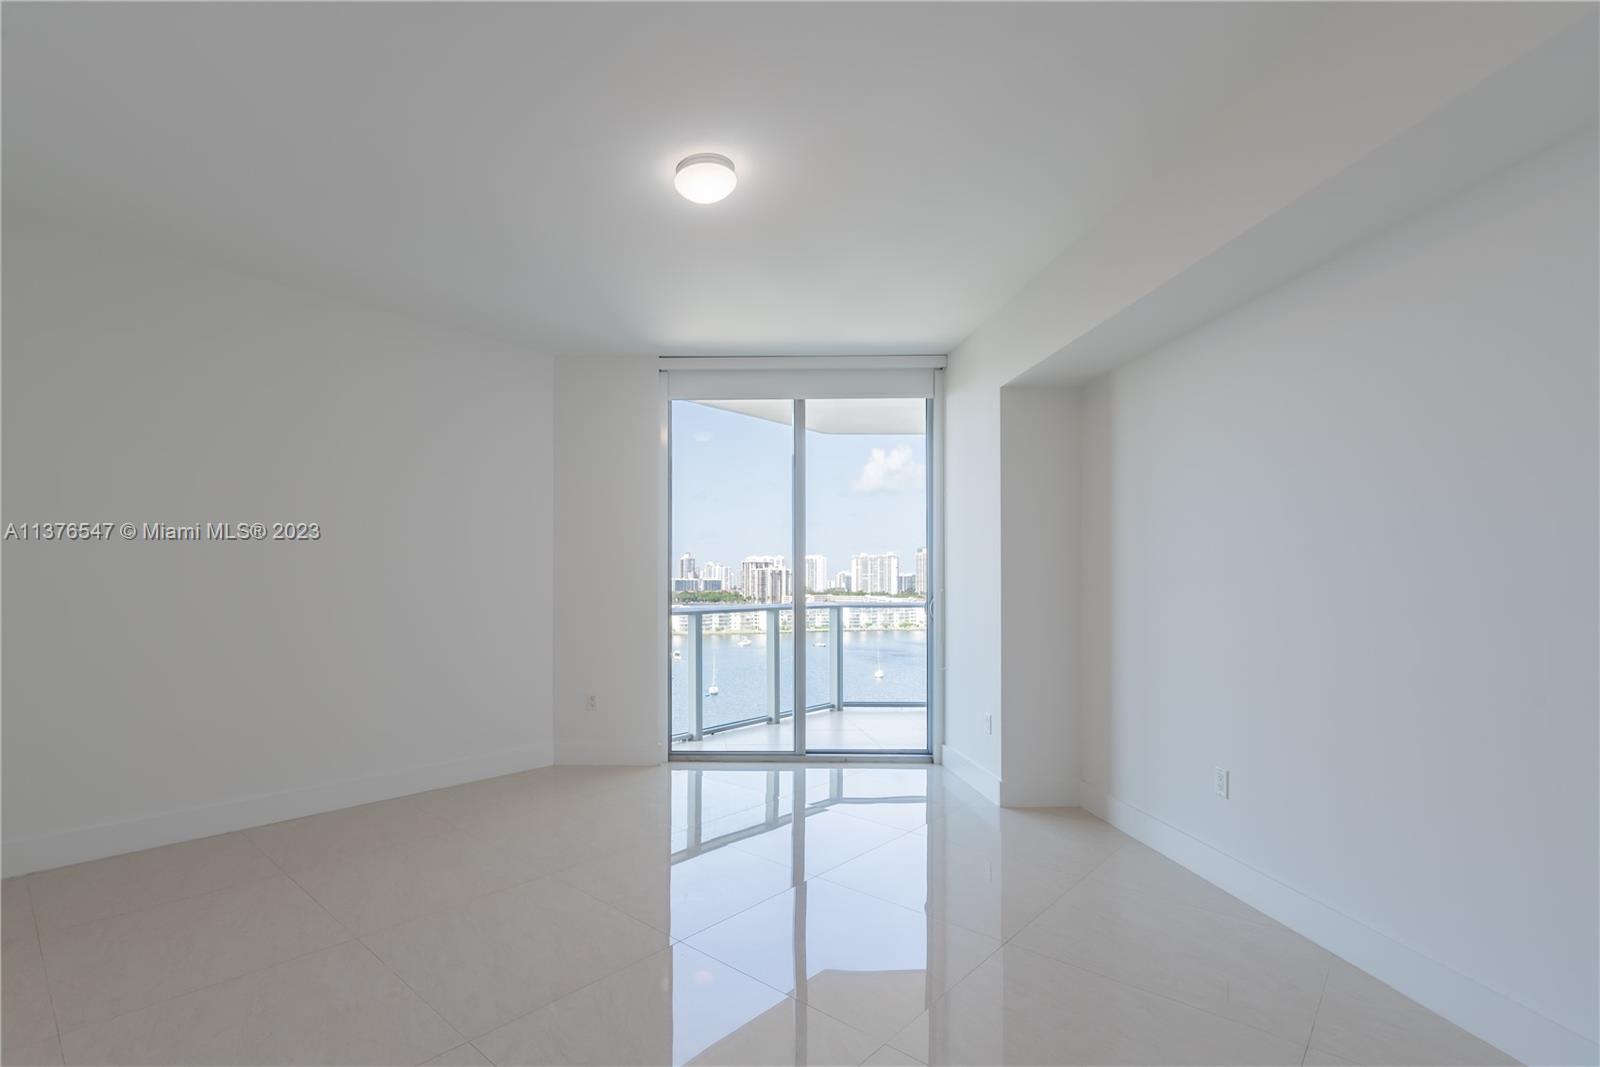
{"left": 2, "top": 3, "right": 1321, "bottom": 358}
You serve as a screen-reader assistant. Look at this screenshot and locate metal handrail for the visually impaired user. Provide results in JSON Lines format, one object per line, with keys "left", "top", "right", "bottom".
{"left": 669, "top": 599, "right": 927, "bottom": 615}
{"left": 671, "top": 600, "right": 927, "bottom": 742}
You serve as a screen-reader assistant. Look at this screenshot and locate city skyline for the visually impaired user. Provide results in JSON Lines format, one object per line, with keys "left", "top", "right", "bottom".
{"left": 674, "top": 546, "right": 927, "bottom": 597}
{"left": 670, "top": 400, "right": 927, "bottom": 573}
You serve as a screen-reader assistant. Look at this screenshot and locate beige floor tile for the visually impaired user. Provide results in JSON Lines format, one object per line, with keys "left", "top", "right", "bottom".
{"left": 287, "top": 829, "right": 546, "bottom": 935}
{"left": 685, "top": 879, "right": 999, "bottom": 1044}
{"left": 694, "top": 769, "right": 779, "bottom": 797}
{"left": 834, "top": 798, "right": 933, "bottom": 833}
{"left": 887, "top": 944, "right": 1306, "bottom": 1065}
{"left": 455, "top": 799, "right": 666, "bottom": 877}
{"left": 413, "top": 770, "right": 568, "bottom": 826}
{"left": 689, "top": 1001, "right": 881, "bottom": 1066}
{"left": 562, "top": 786, "right": 674, "bottom": 834}
{"left": 3, "top": 931, "right": 59, "bottom": 1051}
{"left": 883, "top": 1011, "right": 930, "bottom": 1064}
{"left": 39, "top": 874, "right": 347, "bottom": 1032}
{"left": 418, "top": 766, "right": 666, "bottom": 843}
{"left": 246, "top": 795, "right": 455, "bottom": 873}
{"left": 1086, "top": 842, "right": 1279, "bottom": 929}
{"left": 802, "top": 769, "right": 984, "bottom": 828}
{"left": 670, "top": 778, "right": 776, "bottom": 832}
{"left": 673, "top": 801, "right": 799, "bottom": 853}
{"left": 982, "top": 807, "right": 1130, "bottom": 867}
{"left": 1307, "top": 961, "right": 1514, "bottom": 1066}
{"left": 1012, "top": 874, "right": 1332, "bottom": 1044}
{"left": 362, "top": 875, "right": 667, "bottom": 1038}
{"left": 921, "top": 805, "right": 1125, "bottom": 884}
{"left": 2, "top": 1034, "right": 63, "bottom": 1066}
{"left": 475, "top": 944, "right": 880, "bottom": 1067}
{"left": 422, "top": 1044, "right": 493, "bottom": 1066}
{"left": 556, "top": 839, "right": 794, "bottom": 939}
{"left": 26, "top": 834, "right": 280, "bottom": 934}
{"left": 57, "top": 941, "right": 459, "bottom": 1066}
{"left": 432, "top": 768, "right": 647, "bottom": 828}
{"left": 1, "top": 767, "right": 1516, "bottom": 1067}
{"left": 731, "top": 809, "right": 907, "bottom": 879}
{"left": 819, "top": 830, "right": 1079, "bottom": 941}
{"left": 3, "top": 879, "right": 37, "bottom": 947}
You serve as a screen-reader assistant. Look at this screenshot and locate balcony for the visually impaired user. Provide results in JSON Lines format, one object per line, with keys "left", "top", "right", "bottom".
{"left": 670, "top": 600, "right": 929, "bottom": 753}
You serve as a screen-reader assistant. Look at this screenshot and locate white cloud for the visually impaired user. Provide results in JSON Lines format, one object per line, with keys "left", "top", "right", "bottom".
{"left": 852, "top": 444, "right": 924, "bottom": 494}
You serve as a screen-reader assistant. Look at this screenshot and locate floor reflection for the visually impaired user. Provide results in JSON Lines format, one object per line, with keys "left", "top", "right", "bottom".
{"left": 14, "top": 761, "right": 1506, "bottom": 1066}
{"left": 484, "top": 765, "right": 1364, "bottom": 1065}
{"left": 663, "top": 766, "right": 953, "bottom": 1063}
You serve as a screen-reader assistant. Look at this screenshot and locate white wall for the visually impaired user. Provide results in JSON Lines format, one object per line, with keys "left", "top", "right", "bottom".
{"left": 939, "top": 362, "right": 1004, "bottom": 795}
{"left": 2, "top": 221, "right": 556, "bottom": 874}
{"left": 997, "top": 386, "right": 1079, "bottom": 807}
{"left": 1079, "top": 134, "right": 1598, "bottom": 1058}
{"left": 939, "top": 5, "right": 1589, "bottom": 804}
{"left": 552, "top": 355, "right": 665, "bottom": 766}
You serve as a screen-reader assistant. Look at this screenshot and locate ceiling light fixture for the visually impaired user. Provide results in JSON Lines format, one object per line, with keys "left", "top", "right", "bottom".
{"left": 674, "top": 153, "right": 738, "bottom": 204}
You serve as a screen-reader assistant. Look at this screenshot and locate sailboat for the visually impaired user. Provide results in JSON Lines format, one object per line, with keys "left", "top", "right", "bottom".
{"left": 706, "top": 653, "right": 720, "bottom": 696}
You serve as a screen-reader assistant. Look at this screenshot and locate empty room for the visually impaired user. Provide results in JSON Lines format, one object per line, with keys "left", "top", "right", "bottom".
{"left": 2, "top": 3, "right": 1596, "bottom": 1066}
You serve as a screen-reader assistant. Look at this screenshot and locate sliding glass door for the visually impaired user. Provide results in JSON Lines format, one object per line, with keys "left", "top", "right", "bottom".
{"left": 668, "top": 390, "right": 933, "bottom": 758}
{"left": 802, "top": 399, "right": 930, "bottom": 753}
{"left": 668, "top": 399, "right": 796, "bottom": 755}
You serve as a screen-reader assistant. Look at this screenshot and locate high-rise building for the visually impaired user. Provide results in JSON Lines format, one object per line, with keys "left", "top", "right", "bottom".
{"left": 851, "top": 552, "right": 899, "bottom": 594}
{"left": 803, "top": 555, "right": 827, "bottom": 593}
{"left": 833, "top": 571, "right": 853, "bottom": 592}
{"left": 701, "top": 561, "right": 728, "bottom": 588}
{"left": 677, "top": 552, "right": 697, "bottom": 581}
{"left": 914, "top": 546, "right": 928, "bottom": 595}
{"left": 898, "top": 574, "right": 917, "bottom": 593}
{"left": 741, "top": 556, "right": 790, "bottom": 603}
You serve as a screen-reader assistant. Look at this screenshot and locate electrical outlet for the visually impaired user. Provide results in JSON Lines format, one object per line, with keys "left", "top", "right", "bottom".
{"left": 1214, "top": 766, "right": 1229, "bottom": 799}
{"left": 984, "top": 714, "right": 993, "bottom": 735}
{"left": 586, "top": 694, "right": 597, "bottom": 712}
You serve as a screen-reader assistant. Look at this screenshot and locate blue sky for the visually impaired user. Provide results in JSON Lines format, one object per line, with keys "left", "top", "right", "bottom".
{"left": 671, "top": 401, "right": 926, "bottom": 580}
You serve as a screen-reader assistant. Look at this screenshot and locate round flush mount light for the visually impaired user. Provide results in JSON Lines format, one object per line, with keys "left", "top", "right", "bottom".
{"left": 674, "top": 153, "right": 738, "bottom": 204}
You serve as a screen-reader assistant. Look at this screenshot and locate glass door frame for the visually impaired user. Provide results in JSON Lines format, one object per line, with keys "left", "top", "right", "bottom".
{"left": 664, "top": 377, "right": 940, "bottom": 763}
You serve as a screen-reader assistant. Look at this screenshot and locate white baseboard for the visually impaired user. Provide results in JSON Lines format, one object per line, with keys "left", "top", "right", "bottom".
{"left": 1082, "top": 789, "right": 1599, "bottom": 1067}
{"left": 2, "top": 744, "right": 554, "bottom": 877}
{"left": 940, "top": 744, "right": 1001, "bottom": 805}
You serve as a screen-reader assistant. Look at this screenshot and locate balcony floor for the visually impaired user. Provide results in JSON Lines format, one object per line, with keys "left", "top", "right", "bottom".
{"left": 673, "top": 705, "right": 929, "bottom": 753}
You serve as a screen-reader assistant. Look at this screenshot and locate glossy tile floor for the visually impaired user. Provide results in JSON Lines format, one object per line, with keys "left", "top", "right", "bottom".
{"left": 2, "top": 766, "right": 1515, "bottom": 1066}
{"left": 672, "top": 709, "right": 929, "bottom": 753}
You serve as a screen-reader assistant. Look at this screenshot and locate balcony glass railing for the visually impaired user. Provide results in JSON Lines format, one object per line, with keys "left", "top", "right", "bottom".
{"left": 668, "top": 600, "right": 928, "bottom": 745}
